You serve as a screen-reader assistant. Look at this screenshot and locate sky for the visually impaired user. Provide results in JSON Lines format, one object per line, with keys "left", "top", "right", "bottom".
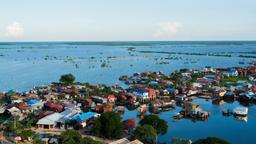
{"left": 0, "top": 0, "right": 255, "bottom": 41}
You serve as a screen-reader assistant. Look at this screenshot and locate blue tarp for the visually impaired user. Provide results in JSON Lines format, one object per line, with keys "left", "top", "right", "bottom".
{"left": 72, "top": 112, "right": 96, "bottom": 122}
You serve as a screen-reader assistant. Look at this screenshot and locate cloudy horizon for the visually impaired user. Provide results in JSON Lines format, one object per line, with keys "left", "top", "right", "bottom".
{"left": 0, "top": 0, "right": 255, "bottom": 41}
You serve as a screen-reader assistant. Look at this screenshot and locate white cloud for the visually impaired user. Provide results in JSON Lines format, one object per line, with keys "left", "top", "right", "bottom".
{"left": 154, "top": 21, "right": 182, "bottom": 38}
{"left": 5, "top": 22, "right": 24, "bottom": 38}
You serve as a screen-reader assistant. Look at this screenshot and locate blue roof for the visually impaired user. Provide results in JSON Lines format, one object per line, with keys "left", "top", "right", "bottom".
{"left": 236, "top": 85, "right": 244, "bottom": 90}
{"left": 149, "top": 81, "right": 158, "bottom": 86}
{"left": 133, "top": 89, "right": 148, "bottom": 94}
{"left": 26, "top": 99, "right": 39, "bottom": 105}
{"left": 57, "top": 87, "right": 65, "bottom": 93}
{"left": 226, "top": 92, "right": 234, "bottom": 96}
{"left": 237, "top": 80, "right": 247, "bottom": 84}
{"left": 72, "top": 112, "right": 96, "bottom": 122}
{"left": 166, "top": 88, "right": 176, "bottom": 92}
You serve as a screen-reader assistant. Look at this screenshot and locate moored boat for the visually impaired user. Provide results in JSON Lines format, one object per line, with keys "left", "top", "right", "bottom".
{"left": 233, "top": 107, "right": 248, "bottom": 117}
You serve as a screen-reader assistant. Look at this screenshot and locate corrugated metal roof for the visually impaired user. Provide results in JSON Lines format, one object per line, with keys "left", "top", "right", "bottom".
{"left": 37, "top": 112, "right": 63, "bottom": 125}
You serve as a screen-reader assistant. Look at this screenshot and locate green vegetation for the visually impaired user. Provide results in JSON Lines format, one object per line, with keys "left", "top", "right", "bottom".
{"left": 61, "top": 130, "right": 103, "bottom": 144}
{"left": 193, "top": 137, "right": 230, "bottom": 144}
{"left": 133, "top": 125, "right": 157, "bottom": 144}
{"left": 32, "top": 134, "right": 44, "bottom": 144}
{"left": 222, "top": 76, "right": 246, "bottom": 83}
{"left": 19, "top": 129, "right": 33, "bottom": 139}
{"left": 139, "top": 114, "right": 168, "bottom": 135}
{"left": 220, "top": 76, "right": 247, "bottom": 86}
{"left": 64, "top": 42, "right": 151, "bottom": 46}
{"left": 170, "top": 72, "right": 186, "bottom": 87}
{"left": 0, "top": 96, "right": 11, "bottom": 105}
{"left": 89, "top": 86, "right": 117, "bottom": 96}
{"left": 93, "top": 112, "right": 124, "bottom": 139}
{"left": 59, "top": 74, "right": 76, "bottom": 85}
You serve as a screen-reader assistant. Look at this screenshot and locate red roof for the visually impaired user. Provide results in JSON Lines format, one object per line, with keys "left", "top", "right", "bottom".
{"left": 44, "top": 101, "right": 63, "bottom": 112}
{"left": 123, "top": 118, "right": 136, "bottom": 130}
{"left": 0, "top": 93, "right": 5, "bottom": 97}
{"left": 248, "top": 69, "right": 256, "bottom": 74}
{"left": 103, "top": 103, "right": 113, "bottom": 112}
{"left": 250, "top": 86, "right": 256, "bottom": 91}
{"left": 38, "top": 111, "right": 54, "bottom": 119}
{"left": 64, "top": 89, "right": 73, "bottom": 94}
{"left": 27, "top": 93, "right": 37, "bottom": 97}
{"left": 197, "top": 78, "right": 209, "bottom": 84}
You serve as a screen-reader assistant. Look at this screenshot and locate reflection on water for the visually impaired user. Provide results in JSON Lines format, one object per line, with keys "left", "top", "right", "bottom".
{"left": 235, "top": 116, "right": 248, "bottom": 122}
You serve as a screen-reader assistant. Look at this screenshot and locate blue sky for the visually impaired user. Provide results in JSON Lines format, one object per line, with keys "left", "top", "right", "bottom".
{"left": 0, "top": 0, "right": 255, "bottom": 41}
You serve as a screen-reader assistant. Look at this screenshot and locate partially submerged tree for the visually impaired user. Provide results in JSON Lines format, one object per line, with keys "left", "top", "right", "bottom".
{"left": 59, "top": 74, "right": 76, "bottom": 85}
{"left": 133, "top": 125, "right": 157, "bottom": 144}
{"left": 139, "top": 114, "right": 168, "bottom": 135}
{"left": 193, "top": 137, "right": 231, "bottom": 144}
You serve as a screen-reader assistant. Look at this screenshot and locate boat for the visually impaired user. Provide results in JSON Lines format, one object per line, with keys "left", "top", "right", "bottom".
{"left": 233, "top": 107, "right": 248, "bottom": 116}
{"left": 173, "top": 112, "right": 184, "bottom": 119}
{"left": 137, "top": 104, "right": 148, "bottom": 113}
{"left": 222, "top": 109, "right": 232, "bottom": 116}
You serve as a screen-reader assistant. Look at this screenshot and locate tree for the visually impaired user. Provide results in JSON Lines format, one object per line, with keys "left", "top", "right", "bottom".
{"left": 193, "top": 137, "right": 231, "bottom": 144}
{"left": 139, "top": 114, "right": 168, "bottom": 135}
{"left": 59, "top": 74, "right": 75, "bottom": 84}
{"left": 133, "top": 125, "right": 157, "bottom": 144}
{"left": 32, "top": 134, "right": 44, "bottom": 144}
{"left": 60, "top": 130, "right": 102, "bottom": 144}
{"left": 61, "top": 130, "right": 82, "bottom": 144}
{"left": 19, "top": 129, "right": 33, "bottom": 139}
{"left": 93, "top": 112, "right": 124, "bottom": 139}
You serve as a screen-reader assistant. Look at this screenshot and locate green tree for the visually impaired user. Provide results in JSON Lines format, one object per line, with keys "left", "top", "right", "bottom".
{"left": 139, "top": 114, "right": 168, "bottom": 135}
{"left": 134, "top": 125, "right": 157, "bottom": 144}
{"left": 32, "top": 134, "right": 44, "bottom": 144}
{"left": 193, "top": 137, "right": 231, "bottom": 144}
{"left": 61, "top": 130, "right": 82, "bottom": 144}
{"left": 19, "top": 129, "right": 33, "bottom": 139}
{"left": 93, "top": 112, "right": 124, "bottom": 139}
{"left": 60, "top": 130, "right": 102, "bottom": 144}
{"left": 59, "top": 74, "right": 76, "bottom": 84}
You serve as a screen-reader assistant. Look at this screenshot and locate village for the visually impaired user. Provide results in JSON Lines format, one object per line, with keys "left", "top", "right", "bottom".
{"left": 0, "top": 65, "right": 256, "bottom": 144}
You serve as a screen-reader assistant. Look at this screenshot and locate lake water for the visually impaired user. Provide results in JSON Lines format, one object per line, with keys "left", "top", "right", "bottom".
{"left": 0, "top": 41, "right": 256, "bottom": 143}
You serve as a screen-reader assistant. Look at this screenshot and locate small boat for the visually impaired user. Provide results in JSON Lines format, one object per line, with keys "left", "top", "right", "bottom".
{"left": 222, "top": 109, "right": 232, "bottom": 116}
{"left": 137, "top": 104, "right": 148, "bottom": 113}
{"left": 233, "top": 107, "right": 248, "bottom": 117}
{"left": 173, "top": 113, "right": 183, "bottom": 119}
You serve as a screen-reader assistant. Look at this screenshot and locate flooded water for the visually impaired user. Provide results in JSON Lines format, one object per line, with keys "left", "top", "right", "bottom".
{"left": 0, "top": 41, "right": 256, "bottom": 143}
{"left": 122, "top": 99, "right": 256, "bottom": 144}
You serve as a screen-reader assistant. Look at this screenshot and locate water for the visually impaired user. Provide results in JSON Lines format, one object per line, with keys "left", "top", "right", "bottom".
{"left": 121, "top": 99, "right": 256, "bottom": 144}
{"left": 0, "top": 41, "right": 256, "bottom": 143}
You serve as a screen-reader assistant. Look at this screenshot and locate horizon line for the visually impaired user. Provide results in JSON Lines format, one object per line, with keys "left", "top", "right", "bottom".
{"left": 0, "top": 40, "right": 256, "bottom": 43}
